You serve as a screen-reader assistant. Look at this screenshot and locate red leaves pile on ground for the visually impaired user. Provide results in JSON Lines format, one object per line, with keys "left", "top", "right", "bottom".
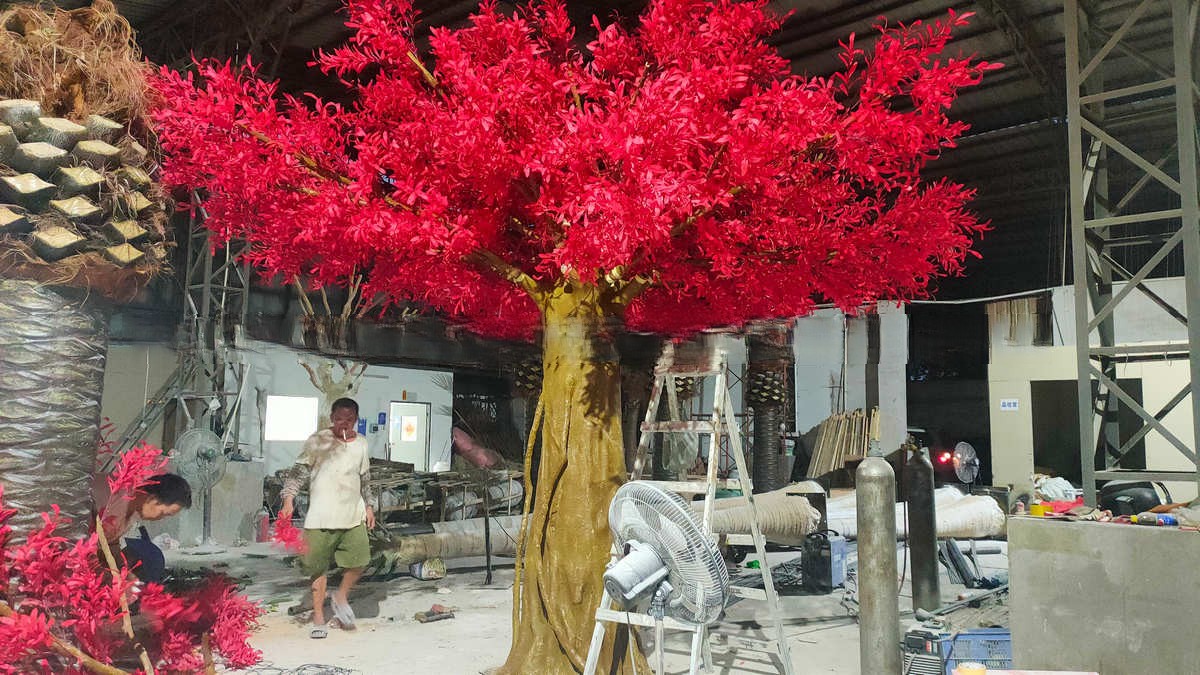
{"left": 152, "top": 0, "right": 998, "bottom": 341}
{"left": 0, "top": 447, "right": 261, "bottom": 674}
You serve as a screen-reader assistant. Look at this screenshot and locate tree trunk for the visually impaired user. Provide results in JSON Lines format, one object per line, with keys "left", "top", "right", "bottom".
{"left": 500, "top": 283, "right": 643, "bottom": 674}
{"left": 0, "top": 279, "right": 107, "bottom": 538}
{"left": 747, "top": 321, "right": 792, "bottom": 493}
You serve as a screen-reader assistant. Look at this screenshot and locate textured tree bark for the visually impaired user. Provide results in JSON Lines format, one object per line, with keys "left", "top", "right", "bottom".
{"left": 747, "top": 321, "right": 793, "bottom": 493}
{"left": 499, "top": 283, "right": 644, "bottom": 675}
{"left": 0, "top": 279, "right": 107, "bottom": 538}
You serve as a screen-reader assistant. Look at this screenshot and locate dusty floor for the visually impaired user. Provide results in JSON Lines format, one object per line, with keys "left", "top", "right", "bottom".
{"left": 165, "top": 541, "right": 1008, "bottom": 674}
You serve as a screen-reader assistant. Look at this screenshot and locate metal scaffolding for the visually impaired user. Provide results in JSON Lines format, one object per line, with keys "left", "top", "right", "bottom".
{"left": 1065, "top": 0, "right": 1200, "bottom": 502}
{"left": 105, "top": 195, "right": 250, "bottom": 470}
{"left": 179, "top": 193, "right": 251, "bottom": 443}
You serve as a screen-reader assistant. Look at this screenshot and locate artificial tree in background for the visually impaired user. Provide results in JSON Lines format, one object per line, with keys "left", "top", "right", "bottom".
{"left": 151, "top": 0, "right": 996, "bottom": 671}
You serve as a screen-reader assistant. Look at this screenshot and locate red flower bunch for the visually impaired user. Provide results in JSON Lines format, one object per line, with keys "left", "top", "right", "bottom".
{"left": 152, "top": 0, "right": 997, "bottom": 341}
{"left": 271, "top": 516, "right": 308, "bottom": 554}
{"left": 0, "top": 448, "right": 261, "bottom": 673}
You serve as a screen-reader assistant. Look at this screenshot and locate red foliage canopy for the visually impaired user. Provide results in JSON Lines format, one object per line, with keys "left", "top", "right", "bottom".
{"left": 152, "top": 0, "right": 997, "bottom": 340}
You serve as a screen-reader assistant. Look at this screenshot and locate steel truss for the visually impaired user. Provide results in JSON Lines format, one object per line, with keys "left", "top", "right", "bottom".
{"left": 1065, "top": 0, "right": 1200, "bottom": 502}
{"left": 179, "top": 192, "right": 251, "bottom": 443}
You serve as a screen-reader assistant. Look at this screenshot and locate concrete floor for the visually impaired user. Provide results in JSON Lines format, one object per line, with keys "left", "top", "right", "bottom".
{"left": 164, "top": 541, "right": 1009, "bottom": 674}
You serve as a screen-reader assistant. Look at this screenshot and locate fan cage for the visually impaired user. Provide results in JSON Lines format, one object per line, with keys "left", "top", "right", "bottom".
{"left": 608, "top": 481, "right": 730, "bottom": 625}
{"left": 172, "top": 428, "right": 228, "bottom": 490}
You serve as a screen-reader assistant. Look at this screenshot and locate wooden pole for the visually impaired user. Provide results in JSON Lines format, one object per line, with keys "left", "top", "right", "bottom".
{"left": 95, "top": 516, "right": 155, "bottom": 675}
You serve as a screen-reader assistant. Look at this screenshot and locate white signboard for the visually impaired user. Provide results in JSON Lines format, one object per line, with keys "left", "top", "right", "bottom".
{"left": 999, "top": 398, "right": 1020, "bottom": 412}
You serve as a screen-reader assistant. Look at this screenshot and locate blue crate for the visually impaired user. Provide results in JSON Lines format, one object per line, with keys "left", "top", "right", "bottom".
{"left": 942, "top": 628, "right": 1013, "bottom": 675}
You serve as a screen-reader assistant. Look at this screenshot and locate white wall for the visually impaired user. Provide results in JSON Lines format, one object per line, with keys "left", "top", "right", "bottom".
{"left": 231, "top": 339, "right": 454, "bottom": 475}
{"left": 99, "top": 339, "right": 455, "bottom": 544}
{"left": 793, "top": 304, "right": 908, "bottom": 453}
{"left": 987, "top": 281, "right": 1198, "bottom": 501}
{"left": 99, "top": 343, "right": 178, "bottom": 448}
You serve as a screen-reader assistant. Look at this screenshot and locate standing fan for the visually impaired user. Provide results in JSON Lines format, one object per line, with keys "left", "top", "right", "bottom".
{"left": 172, "top": 428, "right": 228, "bottom": 553}
{"left": 952, "top": 441, "right": 980, "bottom": 488}
{"left": 584, "top": 481, "right": 730, "bottom": 675}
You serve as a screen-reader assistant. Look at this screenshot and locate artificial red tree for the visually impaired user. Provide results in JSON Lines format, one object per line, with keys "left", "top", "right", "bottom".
{"left": 151, "top": 0, "right": 996, "bottom": 671}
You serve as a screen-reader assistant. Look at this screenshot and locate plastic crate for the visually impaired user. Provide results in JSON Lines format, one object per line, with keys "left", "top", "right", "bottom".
{"left": 942, "top": 628, "right": 1013, "bottom": 675}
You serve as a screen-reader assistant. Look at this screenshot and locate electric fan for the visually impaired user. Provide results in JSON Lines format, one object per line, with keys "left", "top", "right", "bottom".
{"left": 172, "top": 428, "right": 228, "bottom": 553}
{"left": 952, "top": 441, "right": 980, "bottom": 488}
{"left": 584, "top": 481, "right": 730, "bottom": 674}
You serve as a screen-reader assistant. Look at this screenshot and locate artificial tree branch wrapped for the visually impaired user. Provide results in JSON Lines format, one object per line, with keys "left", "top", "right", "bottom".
{"left": 151, "top": 1, "right": 998, "bottom": 671}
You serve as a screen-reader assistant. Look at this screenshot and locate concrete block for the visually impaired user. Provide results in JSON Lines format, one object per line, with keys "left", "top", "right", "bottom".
{"left": 0, "top": 99, "right": 42, "bottom": 136}
{"left": 49, "top": 195, "right": 103, "bottom": 225}
{"left": 31, "top": 226, "right": 85, "bottom": 261}
{"left": 1009, "top": 518, "right": 1200, "bottom": 675}
{"left": 116, "top": 165, "right": 151, "bottom": 190}
{"left": 103, "top": 243, "right": 145, "bottom": 267}
{"left": 0, "top": 124, "right": 16, "bottom": 163}
{"left": 103, "top": 219, "right": 146, "bottom": 244}
{"left": 56, "top": 165, "right": 105, "bottom": 199}
{"left": 0, "top": 204, "right": 31, "bottom": 235}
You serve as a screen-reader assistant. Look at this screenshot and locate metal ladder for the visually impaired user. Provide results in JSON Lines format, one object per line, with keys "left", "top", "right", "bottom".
{"left": 589, "top": 342, "right": 795, "bottom": 674}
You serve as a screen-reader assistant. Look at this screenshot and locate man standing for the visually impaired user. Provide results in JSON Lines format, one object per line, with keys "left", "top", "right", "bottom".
{"left": 279, "top": 397, "right": 375, "bottom": 639}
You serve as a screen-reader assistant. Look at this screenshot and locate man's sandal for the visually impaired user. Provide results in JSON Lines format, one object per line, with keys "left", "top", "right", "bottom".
{"left": 309, "top": 625, "right": 328, "bottom": 639}
{"left": 330, "top": 594, "right": 357, "bottom": 629}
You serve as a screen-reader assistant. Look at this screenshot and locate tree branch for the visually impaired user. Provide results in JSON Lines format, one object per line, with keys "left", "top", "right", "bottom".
{"left": 471, "top": 249, "right": 540, "bottom": 298}
{"left": 406, "top": 51, "right": 440, "bottom": 90}
{"left": 95, "top": 517, "right": 155, "bottom": 675}
{"left": 237, "top": 124, "right": 543, "bottom": 301}
{"left": 0, "top": 601, "right": 132, "bottom": 675}
{"left": 292, "top": 279, "right": 316, "bottom": 316}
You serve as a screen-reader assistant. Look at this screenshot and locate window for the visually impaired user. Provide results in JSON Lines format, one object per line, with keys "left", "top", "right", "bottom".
{"left": 263, "top": 395, "right": 319, "bottom": 442}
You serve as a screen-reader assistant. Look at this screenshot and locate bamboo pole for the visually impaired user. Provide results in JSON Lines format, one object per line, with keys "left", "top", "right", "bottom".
{"left": 95, "top": 516, "right": 155, "bottom": 675}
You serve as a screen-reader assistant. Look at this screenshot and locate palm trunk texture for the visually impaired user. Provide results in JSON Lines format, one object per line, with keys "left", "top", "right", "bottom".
{"left": 748, "top": 322, "right": 792, "bottom": 493}
{"left": 500, "top": 283, "right": 645, "bottom": 674}
{"left": 0, "top": 279, "right": 108, "bottom": 538}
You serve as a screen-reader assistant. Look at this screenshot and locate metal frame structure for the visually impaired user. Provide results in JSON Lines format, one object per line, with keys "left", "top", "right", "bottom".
{"left": 1065, "top": 0, "right": 1200, "bottom": 502}
{"left": 179, "top": 192, "right": 251, "bottom": 441}
{"left": 102, "top": 196, "right": 251, "bottom": 471}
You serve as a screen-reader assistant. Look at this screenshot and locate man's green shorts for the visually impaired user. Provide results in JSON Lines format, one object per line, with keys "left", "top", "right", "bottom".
{"left": 301, "top": 524, "right": 370, "bottom": 578}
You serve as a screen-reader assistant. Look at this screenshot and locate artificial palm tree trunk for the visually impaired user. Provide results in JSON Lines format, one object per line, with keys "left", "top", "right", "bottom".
{"left": 500, "top": 283, "right": 644, "bottom": 674}
{"left": 0, "top": 279, "right": 107, "bottom": 538}
{"left": 747, "top": 321, "right": 792, "bottom": 493}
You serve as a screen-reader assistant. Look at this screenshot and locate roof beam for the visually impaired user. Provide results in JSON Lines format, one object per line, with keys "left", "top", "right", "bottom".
{"left": 974, "top": 0, "right": 1062, "bottom": 108}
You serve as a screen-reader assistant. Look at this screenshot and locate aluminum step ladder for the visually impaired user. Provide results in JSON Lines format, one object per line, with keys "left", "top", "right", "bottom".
{"left": 587, "top": 342, "right": 795, "bottom": 675}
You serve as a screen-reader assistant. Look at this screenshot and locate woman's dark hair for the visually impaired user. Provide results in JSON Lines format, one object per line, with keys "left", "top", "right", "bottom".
{"left": 142, "top": 473, "right": 193, "bottom": 508}
{"left": 331, "top": 397, "right": 359, "bottom": 416}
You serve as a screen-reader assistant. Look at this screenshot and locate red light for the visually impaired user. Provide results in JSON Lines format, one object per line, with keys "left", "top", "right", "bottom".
{"left": 938, "top": 452, "right": 952, "bottom": 464}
